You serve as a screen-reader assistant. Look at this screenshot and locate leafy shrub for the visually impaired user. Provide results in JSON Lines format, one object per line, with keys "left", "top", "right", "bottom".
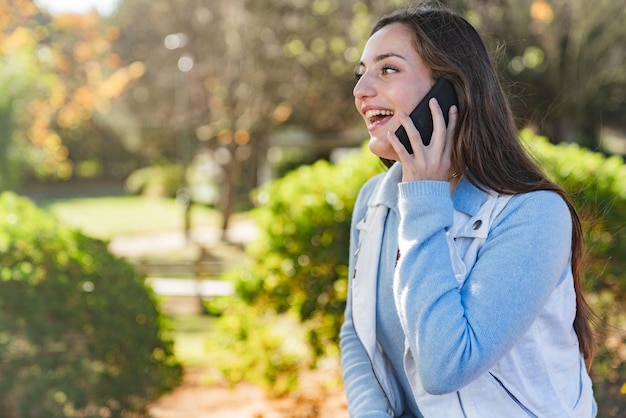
{"left": 235, "top": 148, "right": 382, "bottom": 359}
{"left": 204, "top": 148, "right": 381, "bottom": 390}
{"left": 205, "top": 294, "right": 310, "bottom": 396}
{"left": 0, "top": 192, "right": 182, "bottom": 418}
{"left": 125, "top": 157, "right": 221, "bottom": 207}
{"left": 125, "top": 164, "right": 184, "bottom": 198}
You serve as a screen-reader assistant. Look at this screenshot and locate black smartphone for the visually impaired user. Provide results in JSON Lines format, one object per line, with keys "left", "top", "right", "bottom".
{"left": 394, "top": 78, "right": 458, "bottom": 153}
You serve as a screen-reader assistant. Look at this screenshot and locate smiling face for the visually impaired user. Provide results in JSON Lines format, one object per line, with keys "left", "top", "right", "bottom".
{"left": 354, "top": 23, "right": 434, "bottom": 160}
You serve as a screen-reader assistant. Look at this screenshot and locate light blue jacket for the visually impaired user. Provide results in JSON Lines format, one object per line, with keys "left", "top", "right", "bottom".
{"left": 340, "top": 162, "right": 596, "bottom": 417}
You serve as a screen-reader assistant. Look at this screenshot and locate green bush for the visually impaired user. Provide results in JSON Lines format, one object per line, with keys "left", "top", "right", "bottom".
{"left": 125, "top": 164, "right": 184, "bottom": 198}
{"left": 204, "top": 148, "right": 382, "bottom": 390}
{"left": 237, "top": 148, "right": 382, "bottom": 359}
{"left": 205, "top": 294, "right": 310, "bottom": 396}
{"left": 0, "top": 192, "right": 182, "bottom": 418}
{"left": 125, "top": 158, "right": 221, "bottom": 207}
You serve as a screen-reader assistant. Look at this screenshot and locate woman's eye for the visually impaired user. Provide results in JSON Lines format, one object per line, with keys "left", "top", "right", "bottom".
{"left": 382, "top": 65, "right": 398, "bottom": 75}
{"left": 354, "top": 64, "right": 397, "bottom": 81}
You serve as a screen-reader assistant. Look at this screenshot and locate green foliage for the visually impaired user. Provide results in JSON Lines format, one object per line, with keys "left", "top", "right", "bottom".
{"left": 125, "top": 164, "right": 184, "bottom": 198}
{"left": 0, "top": 37, "right": 51, "bottom": 190}
{"left": 204, "top": 148, "right": 381, "bottom": 391}
{"left": 466, "top": 0, "right": 626, "bottom": 146}
{"left": 0, "top": 192, "right": 182, "bottom": 417}
{"left": 241, "top": 149, "right": 382, "bottom": 358}
{"left": 205, "top": 292, "right": 310, "bottom": 396}
{"left": 586, "top": 290, "right": 626, "bottom": 416}
{"left": 124, "top": 159, "right": 221, "bottom": 207}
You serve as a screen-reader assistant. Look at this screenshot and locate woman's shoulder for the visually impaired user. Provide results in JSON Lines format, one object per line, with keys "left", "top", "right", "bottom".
{"left": 500, "top": 189, "right": 571, "bottom": 227}
{"left": 508, "top": 189, "right": 568, "bottom": 209}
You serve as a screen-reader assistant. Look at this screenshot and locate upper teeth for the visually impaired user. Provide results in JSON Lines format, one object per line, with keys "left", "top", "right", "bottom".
{"left": 365, "top": 109, "right": 394, "bottom": 119}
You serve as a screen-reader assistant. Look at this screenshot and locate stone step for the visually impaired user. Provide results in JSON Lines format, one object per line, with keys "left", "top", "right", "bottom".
{"left": 146, "top": 277, "right": 234, "bottom": 297}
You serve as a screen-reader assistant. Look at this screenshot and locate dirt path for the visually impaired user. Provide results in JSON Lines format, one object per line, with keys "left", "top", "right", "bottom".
{"left": 112, "top": 223, "right": 349, "bottom": 417}
{"left": 148, "top": 366, "right": 349, "bottom": 418}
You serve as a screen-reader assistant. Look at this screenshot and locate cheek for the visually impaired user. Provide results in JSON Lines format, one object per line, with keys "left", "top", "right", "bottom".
{"left": 387, "top": 87, "right": 415, "bottom": 115}
{"left": 396, "top": 76, "right": 435, "bottom": 114}
{"left": 398, "top": 87, "right": 425, "bottom": 113}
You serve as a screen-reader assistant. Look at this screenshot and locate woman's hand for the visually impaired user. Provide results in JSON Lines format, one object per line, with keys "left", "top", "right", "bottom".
{"left": 387, "top": 98, "right": 458, "bottom": 183}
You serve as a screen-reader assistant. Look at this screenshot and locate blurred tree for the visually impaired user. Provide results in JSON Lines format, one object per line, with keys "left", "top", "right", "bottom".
{"left": 0, "top": 0, "right": 143, "bottom": 189}
{"left": 110, "top": 0, "right": 624, "bottom": 234}
{"left": 461, "top": 0, "right": 626, "bottom": 147}
{"left": 111, "top": 0, "right": 407, "bottom": 235}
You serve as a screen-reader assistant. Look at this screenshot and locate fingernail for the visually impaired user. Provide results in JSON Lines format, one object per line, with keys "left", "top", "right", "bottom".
{"left": 399, "top": 111, "right": 408, "bottom": 118}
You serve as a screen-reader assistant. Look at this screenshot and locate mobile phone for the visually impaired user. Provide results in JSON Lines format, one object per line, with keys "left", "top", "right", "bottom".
{"left": 394, "top": 78, "right": 458, "bottom": 153}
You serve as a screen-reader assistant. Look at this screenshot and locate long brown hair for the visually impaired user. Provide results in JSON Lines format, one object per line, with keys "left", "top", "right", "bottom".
{"left": 372, "top": 6, "right": 595, "bottom": 364}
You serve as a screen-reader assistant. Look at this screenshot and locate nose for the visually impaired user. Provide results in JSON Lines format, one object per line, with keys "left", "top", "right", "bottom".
{"left": 353, "top": 72, "right": 376, "bottom": 100}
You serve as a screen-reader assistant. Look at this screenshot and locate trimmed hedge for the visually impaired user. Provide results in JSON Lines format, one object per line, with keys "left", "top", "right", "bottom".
{"left": 0, "top": 192, "right": 182, "bottom": 417}
{"left": 231, "top": 146, "right": 383, "bottom": 359}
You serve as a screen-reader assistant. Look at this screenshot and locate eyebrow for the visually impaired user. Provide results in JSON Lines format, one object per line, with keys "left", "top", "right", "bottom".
{"left": 359, "top": 52, "right": 408, "bottom": 67}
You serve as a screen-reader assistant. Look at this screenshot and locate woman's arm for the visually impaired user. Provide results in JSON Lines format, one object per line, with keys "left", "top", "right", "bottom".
{"left": 394, "top": 181, "right": 572, "bottom": 395}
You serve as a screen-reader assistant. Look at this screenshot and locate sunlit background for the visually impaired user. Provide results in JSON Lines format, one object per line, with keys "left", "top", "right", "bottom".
{"left": 36, "top": 0, "right": 120, "bottom": 15}
{"left": 1, "top": 1, "right": 625, "bottom": 417}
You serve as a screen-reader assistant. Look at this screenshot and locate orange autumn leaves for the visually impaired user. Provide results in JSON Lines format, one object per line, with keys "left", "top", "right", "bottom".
{"left": 1, "top": 1, "right": 144, "bottom": 179}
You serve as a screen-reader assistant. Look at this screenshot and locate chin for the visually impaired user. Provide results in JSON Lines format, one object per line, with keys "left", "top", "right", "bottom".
{"left": 368, "top": 135, "right": 398, "bottom": 161}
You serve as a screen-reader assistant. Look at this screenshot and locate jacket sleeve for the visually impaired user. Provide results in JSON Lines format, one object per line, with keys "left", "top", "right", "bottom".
{"left": 394, "top": 181, "right": 573, "bottom": 395}
{"left": 340, "top": 175, "right": 396, "bottom": 417}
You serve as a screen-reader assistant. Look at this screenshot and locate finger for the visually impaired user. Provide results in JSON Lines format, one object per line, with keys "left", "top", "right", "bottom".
{"left": 398, "top": 111, "right": 425, "bottom": 156}
{"left": 386, "top": 130, "right": 414, "bottom": 165}
{"left": 387, "top": 131, "right": 426, "bottom": 182}
{"left": 429, "top": 98, "right": 447, "bottom": 154}
{"left": 442, "top": 105, "right": 458, "bottom": 161}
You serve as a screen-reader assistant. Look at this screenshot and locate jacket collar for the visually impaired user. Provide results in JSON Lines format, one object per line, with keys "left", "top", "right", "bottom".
{"left": 368, "top": 162, "right": 403, "bottom": 209}
{"left": 451, "top": 176, "right": 493, "bottom": 217}
{"left": 368, "top": 163, "right": 492, "bottom": 218}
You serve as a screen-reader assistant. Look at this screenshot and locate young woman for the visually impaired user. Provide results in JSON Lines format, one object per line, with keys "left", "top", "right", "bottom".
{"left": 339, "top": 5, "right": 596, "bottom": 417}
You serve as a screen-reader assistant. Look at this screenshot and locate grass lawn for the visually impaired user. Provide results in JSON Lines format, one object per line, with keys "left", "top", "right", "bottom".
{"left": 40, "top": 196, "right": 221, "bottom": 241}
{"left": 38, "top": 195, "right": 250, "bottom": 373}
{"left": 167, "top": 314, "right": 216, "bottom": 367}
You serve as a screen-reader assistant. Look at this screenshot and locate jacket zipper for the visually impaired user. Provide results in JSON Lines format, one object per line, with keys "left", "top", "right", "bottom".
{"left": 489, "top": 372, "right": 539, "bottom": 417}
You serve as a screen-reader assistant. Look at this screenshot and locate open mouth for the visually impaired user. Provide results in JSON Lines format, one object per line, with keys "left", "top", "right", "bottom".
{"left": 365, "top": 109, "right": 394, "bottom": 127}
